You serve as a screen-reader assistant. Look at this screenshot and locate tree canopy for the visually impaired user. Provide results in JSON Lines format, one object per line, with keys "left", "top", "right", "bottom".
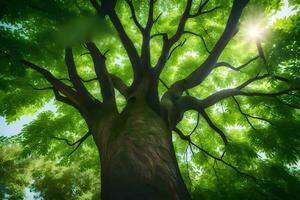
{"left": 0, "top": 0, "right": 299, "bottom": 199}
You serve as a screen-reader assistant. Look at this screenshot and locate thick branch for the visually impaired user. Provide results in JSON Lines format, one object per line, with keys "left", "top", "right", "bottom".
{"left": 7, "top": 54, "right": 84, "bottom": 108}
{"left": 79, "top": 75, "right": 129, "bottom": 99}
{"left": 85, "top": 42, "right": 116, "bottom": 104}
{"left": 110, "top": 74, "right": 129, "bottom": 99}
{"left": 107, "top": 9, "right": 143, "bottom": 80}
{"left": 65, "top": 47, "right": 92, "bottom": 100}
{"left": 200, "top": 74, "right": 295, "bottom": 107}
{"left": 52, "top": 89, "right": 75, "bottom": 106}
{"left": 90, "top": 0, "right": 143, "bottom": 83}
{"left": 141, "top": 0, "right": 155, "bottom": 68}
{"left": 167, "top": 0, "right": 249, "bottom": 97}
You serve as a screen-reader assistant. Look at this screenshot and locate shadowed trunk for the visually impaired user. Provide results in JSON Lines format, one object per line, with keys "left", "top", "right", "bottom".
{"left": 92, "top": 98, "right": 190, "bottom": 200}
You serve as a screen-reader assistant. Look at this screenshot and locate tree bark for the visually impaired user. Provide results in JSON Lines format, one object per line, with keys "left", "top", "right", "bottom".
{"left": 92, "top": 100, "right": 190, "bottom": 200}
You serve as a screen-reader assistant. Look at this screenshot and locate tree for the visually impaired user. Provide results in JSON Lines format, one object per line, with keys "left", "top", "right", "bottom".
{"left": 0, "top": 0, "right": 299, "bottom": 199}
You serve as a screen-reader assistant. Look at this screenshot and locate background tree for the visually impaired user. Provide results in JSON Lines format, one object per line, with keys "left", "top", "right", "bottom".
{"left": 0, "top": 0, "right": 299, "bottom": 199}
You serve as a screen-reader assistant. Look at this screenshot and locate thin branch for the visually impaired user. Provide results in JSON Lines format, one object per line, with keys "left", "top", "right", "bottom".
{"left": 159, "top": 78, "right": 170, "bottom": 90}
{"left": 275, "top": 97, "right": 300, "bottom": 110}
{"left": 189, "top": 0, "right": 211, "bottom": 17}
{"left": 153, "top": 0, "right": 193, "bottom": 77}
{"left": 215, "top": 56, "right": 259, "bottom": 71}
{"left": 150, "top": 33, "right": 166, "bottom": 39}
{"left": 199, "top": 109, "right": 228, "bottom": 145}
{"left": 29, "top": 84, "right": 53, "bottom": 91}
{"left": 189, "top": 112, "right": 200, "bottom": 136}
{"left": 168, "top": 38, "right": 187, "bottom": 60}
{"left": 51, "top": 136, "right": 75, "bottom": 146}
{"left": 200, "top": 6, "right": 221, "bottom": 15}
{"left": 185, "top": 145, "right": 193, "bottom": 185}
{"left": 233, "top": 96, "right": 256, "bottom": 130}
{"left": 153, "top": 13, "right": 162, "bottom": 24}
{"left": 81, "top": 77, "right": 98, "bottom": 83}
{"left": 173, "top": 128, "right": 260, "bottom": 181}
{"left": 199, "top": 74, "right": 297, "bottom": 108}
{"left": 189, "top": 141, "right": 259, "bottom": 181}
{"left": 233, "top": 97, "right": 274, "bottom": 127}
{"left": 67, "top": 132, "right": 91, "bottom": 157}
{"left": 125, "top": 0, "right": 144, "bottom": 33}
{"left": 183, "top": 31, "right": 211, "bottom": 53}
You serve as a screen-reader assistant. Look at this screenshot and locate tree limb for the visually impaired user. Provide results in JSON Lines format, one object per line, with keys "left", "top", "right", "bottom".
{"left": 51, "top": 131, "right": 92, "bottom": 156}
{"left": 232, "top": 97, "right": 273, "bottom": 130}
{"left": 168, "top": 38, "right": 187, "bottom": 60}
{"left": 65, "top": 47, "right": 92, "bottom": 100}
{"left": 173, "top": 127, "right": 259, "bottom": 181}
{"left": 275, "top": 97, "right": 300, "bottom": 110}
{"left": 215, "top": 56, "right": 259, "bottom": 71}
{"left": 199, "top": 109, "right": 228, "bottom": 145}
{"left": 29, "top": 84, "right": 53, "bottom": 91}
{"left": 199, "top": 74, "right": 296, "bottom": 108}
{"left": 183, "top": 31, "right": 211, "bottom": 53}
{"left": 90, "top": 0, "right": 143, "bottom": 84}
{"left": 141, "top": 0, "right": 156, "bottom": 68}
{"left": 153, "top": 0, "right": 193, "bottom": 77}
{"left": 80, "top": 75, "right": 129, "bottom": 99}
{"left": 0, "top": 49, "right": 83, "bottom": 107}
{"left": 167, "top": 0, "right": 249, "bottom": 97}
{"left": 189, "top": 112, "right": 200, "bottom": 136}
{"left": 125, "top": 0, "right": 144, "bottom": 33}
{"left": 85, "top": 42, "right": 116, "bottom": 105}
{"left": 67, "top": 131, "right": 91, "bottom": 156}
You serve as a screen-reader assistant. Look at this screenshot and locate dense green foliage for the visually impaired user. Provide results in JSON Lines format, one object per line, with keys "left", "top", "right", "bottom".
{"left": 0, "top": 0, "right": 299, "bottom": 199}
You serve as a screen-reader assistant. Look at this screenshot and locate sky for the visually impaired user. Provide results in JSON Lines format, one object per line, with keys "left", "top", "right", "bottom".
{"left": 0, "top": 101, "right": 56, "bottom": 137}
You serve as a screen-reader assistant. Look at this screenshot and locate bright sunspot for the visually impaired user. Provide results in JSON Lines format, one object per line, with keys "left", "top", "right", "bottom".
{"left": 248, "top": 25, "right": 262, "bottom": 39}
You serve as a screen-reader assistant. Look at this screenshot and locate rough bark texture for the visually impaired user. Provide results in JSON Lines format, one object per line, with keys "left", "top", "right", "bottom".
{"left": 92, "top": 99, "right": 190, "bottom": 200}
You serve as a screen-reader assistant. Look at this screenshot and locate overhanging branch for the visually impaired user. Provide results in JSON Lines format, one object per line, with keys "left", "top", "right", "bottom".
{"left": 90, "top": 0, "right": 143, "bottom": 85}
{"left": 183, "top": 31, "right": 211, "bottom": 53}
{"left": 51, "top": 131, "right": 91, "bottom": 156}
{"left": 199, "top": 109, "right": 228, "bottom": 145}
{"left": 125, "top": 0, "right": 144, "bottom": 33}
{"left": 215, "top": 56, "right": 259, "bottom": 71}
{"left": 232, "top": 97, "right": 273, "bottom": 130}
{"left": 65, "top": 47, "right": 92, "bottom": 100}
{"left": 173, "top": 128, "right": 259, "bottom": 181}
{"left": 85, "top": 42, "right": 116, "bottom": 105}
{"left": 167, "top": 0, "right": 249, "bottom": 97}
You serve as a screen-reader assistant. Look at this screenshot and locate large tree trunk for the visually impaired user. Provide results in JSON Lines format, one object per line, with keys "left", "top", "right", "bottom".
{"left": 92, "top": 99, "right": 190, "bottom": 200}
